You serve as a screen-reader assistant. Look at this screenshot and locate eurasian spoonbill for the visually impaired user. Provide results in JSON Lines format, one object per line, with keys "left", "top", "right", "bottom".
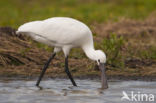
{"left": 16, "top": 17, "right": 108, "bottom": 89}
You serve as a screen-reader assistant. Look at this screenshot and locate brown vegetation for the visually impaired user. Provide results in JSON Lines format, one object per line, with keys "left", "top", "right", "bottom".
{"left": 0, "top": 15, "right": 156, "bottom": 80}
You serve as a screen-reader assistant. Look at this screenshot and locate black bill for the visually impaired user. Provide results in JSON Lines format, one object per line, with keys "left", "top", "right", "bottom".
{"left": 99, "top": 63, "right": 108, "bottom": 89}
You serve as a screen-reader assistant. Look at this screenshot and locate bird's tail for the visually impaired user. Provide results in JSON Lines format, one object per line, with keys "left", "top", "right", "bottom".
{"left": 16, "top": 31, "right": 20, "bottom": 35}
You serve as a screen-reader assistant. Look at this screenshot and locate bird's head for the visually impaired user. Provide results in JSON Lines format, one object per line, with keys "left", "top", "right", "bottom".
{"left": 94, "top": 50, "right": 106, "bottom": 64}
{"left": 94, "top": 50, "right": 108, "bottom": 89}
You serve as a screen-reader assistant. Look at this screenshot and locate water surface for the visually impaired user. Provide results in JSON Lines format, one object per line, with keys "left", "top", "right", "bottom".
{"left": 0, "top": 79, "right": 156, "bottom": 103}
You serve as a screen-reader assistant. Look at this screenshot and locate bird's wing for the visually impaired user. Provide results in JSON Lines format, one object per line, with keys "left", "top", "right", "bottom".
{"left": 18, "top": 18, "right": 91, "bottom": 45}
{"left": 18, "top": 20, "right": 70, "bottom": 44}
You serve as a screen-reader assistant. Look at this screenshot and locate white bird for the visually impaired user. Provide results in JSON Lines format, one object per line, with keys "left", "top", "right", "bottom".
{"left": 17, "top": 17, "right": 108, "bottom": 89}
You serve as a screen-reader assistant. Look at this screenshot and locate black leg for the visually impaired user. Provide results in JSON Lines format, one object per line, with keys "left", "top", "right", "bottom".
{"left": 65, "top": 56, "right": 77, "bottom": 86}
{"left": 36, "top": 52, "right": 56, "bottom": 86}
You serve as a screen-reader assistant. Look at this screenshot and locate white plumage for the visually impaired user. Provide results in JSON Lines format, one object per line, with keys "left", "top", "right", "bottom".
{"left": 17, "top": 17, "right": 108, "bottom": 89}
{"left": 17, "top": 17, "right": 106, "bottom": 63}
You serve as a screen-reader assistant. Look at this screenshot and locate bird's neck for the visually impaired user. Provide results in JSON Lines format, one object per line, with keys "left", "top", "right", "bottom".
{"left": 82, "top": 44, "right": 96, "bottom": 61}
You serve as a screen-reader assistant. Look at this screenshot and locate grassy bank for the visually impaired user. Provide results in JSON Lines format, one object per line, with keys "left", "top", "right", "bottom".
{"left": 0, "top": 0, "right": 156, "bottom": 27}
{"left": 0, "top": 16, "right": 156, "bottom": 80}
{"left": 0, "top": 0, "right": 156, "bottom": 79}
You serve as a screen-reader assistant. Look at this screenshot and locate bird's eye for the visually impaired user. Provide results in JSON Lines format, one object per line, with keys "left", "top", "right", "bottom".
{"left": 98, "top": 59, "right": 100, "bottom": 63}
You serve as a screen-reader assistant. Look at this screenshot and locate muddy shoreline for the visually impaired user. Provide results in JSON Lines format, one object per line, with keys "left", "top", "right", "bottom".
{"left": 0, "top": 17, "right": 156, "bottom": 81}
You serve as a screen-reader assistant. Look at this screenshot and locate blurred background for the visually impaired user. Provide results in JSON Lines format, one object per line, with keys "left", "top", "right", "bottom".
{"left": 0, "top": 0, "right": 156, "bottom": 27}
{"left": 0, "top": 0, "right": 156, "bottom": 78}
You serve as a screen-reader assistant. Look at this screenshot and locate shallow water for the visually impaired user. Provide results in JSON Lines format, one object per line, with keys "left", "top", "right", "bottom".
{"left": 0, "top": 79, "right": 156, "bottom": 103}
